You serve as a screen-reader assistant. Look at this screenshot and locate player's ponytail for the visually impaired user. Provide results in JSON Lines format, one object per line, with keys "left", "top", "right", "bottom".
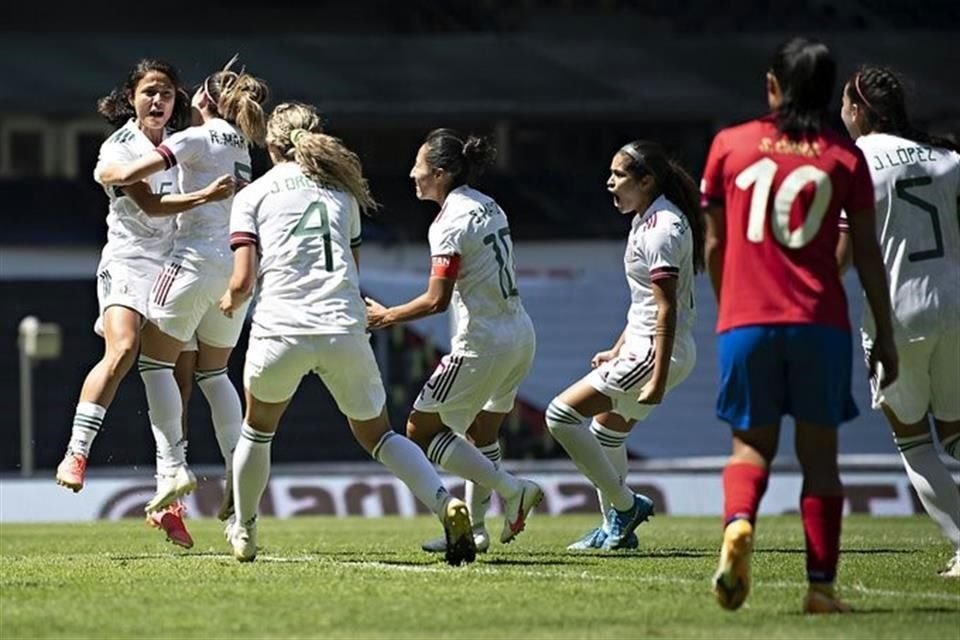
{"left": 620, "top": 140, "right": 705, "bottom": 274}
{"left": 202, "top": 66, "right": 270, "bottom": 147}
{"left": 845, "top": 66, "right": 959, "bottom": 152}
{"left": 424, "top": 128, "right": 496, "bottom": 188}
{"left": 769, "top": 37, "right": 836, "bottom": 139}
{"left": 266, "top": 102, "right": 379, "bottom": 213}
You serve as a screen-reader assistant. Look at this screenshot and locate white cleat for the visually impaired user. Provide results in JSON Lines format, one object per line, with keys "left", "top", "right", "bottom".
{"left": 421, "top": 524, "right": 490, "bottom": 554}
{"left": 228, "top": 517, "right": 258, "bottom": 562}
{"left": 144, "top": 465, "right": 197, "bottom": 514}
{"left": 500, "top": 479, "right": 544, "bottom": 544}
{"left": 939, "top": 551, "right": 960, "bottom": 578}
{"left": 217, "top": 468, "right": 234, "bottom": 522}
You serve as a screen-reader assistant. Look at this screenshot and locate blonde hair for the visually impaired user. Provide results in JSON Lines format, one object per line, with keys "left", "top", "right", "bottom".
{"left": 203, "top": 67, "right": 270, "bottom": 146}
{"left": 266, "top": 102, "right": 378, "bottom": 213}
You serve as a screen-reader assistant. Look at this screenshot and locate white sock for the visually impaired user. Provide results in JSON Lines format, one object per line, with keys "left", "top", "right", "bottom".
{"left": 139, "top": 356, "right": 185, "bottom": 475}
{"left": 427, "top": 430, "right": 521, "bottom": 498}
{"left": 942, "top": 433, "right": 960, "bottom": 461}
{"left": 591, "top": 419, "right": 629, "bottom": 531}
{"left": 196, "top": 368, "right": 242, "bottom": 473}
{"left": 372, "top": 431, "right": 450, "bottom": 515}
{"left": 546, "top": 399, "right": 633, "bottom": 511}
{"left": 466, "top": 441, "right": 500, "bottom": 527}
{"left": 67, "top": 402, "right": 106, "bottom": 457}
{"left": 233, "top": 423, "right": 274, "bottom": 527}
{"left": 896, "top": 434, "right": 960, "bottom": 549}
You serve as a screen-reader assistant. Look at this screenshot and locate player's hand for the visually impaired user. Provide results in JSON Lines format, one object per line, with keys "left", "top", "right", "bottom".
{"left": 205, "top": 174, "right": 236, "bottom": 201}
{"left": 364, "top": 296, "right": 390, "bottom": 329}
{"left": 869, "top": 332, "right": 899, "bottom": 389}
{"left": 219, "top": 290, "right": 241, "bottom": 318}
{"left": 591, "top": 349, "right": 617, "bottom": 368}
{"left": 637, "top": 379, "right": 666, "bottom": 405}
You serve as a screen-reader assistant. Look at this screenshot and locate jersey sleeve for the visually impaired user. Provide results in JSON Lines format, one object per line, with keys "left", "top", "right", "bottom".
{"left": 349, "top": 197, "right": 362, "bottom": 248}
{"left": 644, "top": 216, "right": 686, "bottom": 282}
{"left": 155, "top": 126, "right": 207, "bottom": 170}
{"left": 843, "top": 146, "right": 876, "bottom": 216}
{"left": 428, "top": 219, "right": 464, "bottom": 279}
{"left": 93, "top": 140, "right": 137, "bottom": 186}
{"left": 229, "top": 184, "right": 259, "bottom": 250}
{"left": 700, "top": 129, "right": 728, "bottom": 207}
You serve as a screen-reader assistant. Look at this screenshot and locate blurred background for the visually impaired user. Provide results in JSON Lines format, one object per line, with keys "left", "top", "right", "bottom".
{"left": 2, "top": 0, "right": 959, "bottom": 475}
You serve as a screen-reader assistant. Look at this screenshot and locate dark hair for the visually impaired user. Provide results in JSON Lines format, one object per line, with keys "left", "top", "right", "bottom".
{"left": 96, "top": 59, "right": 191, "bottom": 130}
{"left": 619, "top": 140, "right": 705, "bottom": 274}
{"left": 423, "top": 128, "right": 497, "bottom": 188}
{"left": 845, "top": 66, "right": 960, "bottom": 152}
{"left": 769, "top": 37, "right": 836, "bottom": 139}
{"left": 201, "top": 68, "right": 271, "bottom": 146}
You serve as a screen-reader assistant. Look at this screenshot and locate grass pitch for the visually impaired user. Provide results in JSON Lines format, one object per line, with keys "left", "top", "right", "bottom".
{"left": 1, "top": 515, "right": 957, "bottom": 639}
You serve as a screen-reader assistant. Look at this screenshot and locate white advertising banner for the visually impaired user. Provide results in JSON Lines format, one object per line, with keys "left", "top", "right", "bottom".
{"left": 1, "top": 469, "right": 946, "bottom": 523}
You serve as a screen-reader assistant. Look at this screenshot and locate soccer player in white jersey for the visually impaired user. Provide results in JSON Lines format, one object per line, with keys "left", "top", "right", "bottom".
{"left": 97, "top": 62, "right": 270, "bottom": 517}
{"left": 547, "top": 141, "right": 703, "bottom": 551}
{"left": 365, "top": 129, "right": 543, "bottom": 553}
{"left": 839, "top": 66, "right": 960, "bottom": 578}
{"left": 55, "top": 59, "right": 235, "bottom": 548}
{"left": 218, "top": 103, "right": 476, "bottom": 565}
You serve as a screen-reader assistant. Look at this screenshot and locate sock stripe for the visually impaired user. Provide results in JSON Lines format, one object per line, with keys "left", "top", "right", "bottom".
{"left": 593, "top": 432, "right": 626, "bottom": 448}
{"left": 942, "top": 433, "right": 960, "bottom": 458}
{"left": 241, "top": 425, "right": 274, "bottom": 444}
{"left": 138, "top": 356, "right": 175, "bottom": 373}
{"left": 546, "top": 401, "right": 583, "bottom": 425}
{"left": 895, "top": 435, "right": 934, "bottom": 453}
{"left": 73, "top": 416, "right": 102, "bottom": 431}
{"left": 427, "top": 430, "right": 458, "bottom": 465}
{"left": 195, "top": 367, "right": 229, "bottom": 382}
{"left": 372, "top": 431, "right": 396, "bottom": 460}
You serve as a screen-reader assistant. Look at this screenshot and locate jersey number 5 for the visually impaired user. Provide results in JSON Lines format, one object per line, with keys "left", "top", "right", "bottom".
{"left": 291, "top": 201, "right": 333, "bottom": 271}
{"left": 482, "top": 227, "right": 519, "bottom": 299}
{"left": 735, "top": 158, "right": 833, "bottom": 248}
{"left": 895, "top": 177, "right": 944, "bottom": 262}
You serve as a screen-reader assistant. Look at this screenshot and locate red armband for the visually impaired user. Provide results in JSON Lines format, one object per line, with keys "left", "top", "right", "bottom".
{"left": 431, "top": 254, "right": 461, "bottom": 279}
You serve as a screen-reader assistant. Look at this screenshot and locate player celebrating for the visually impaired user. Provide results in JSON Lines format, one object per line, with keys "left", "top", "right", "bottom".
{"left": 55, "top": 59, "right": 235, "bottom": 548}
{"left": 701, "top": 38, "right": 898, "bottom": 613}
{"left": 839, "top": 66, "right": 960, "bottom": 579}
{"left": 365, "top": 129, "right": 542, "bottom": 552}
{"left": 97, "top": 59, "right": 269, "bottom": 517}
{"left": 219, "top": 102, "right": 476, "bottom": 566}
{"left": 548, "top": 140, "right": 703, "bottom": 551}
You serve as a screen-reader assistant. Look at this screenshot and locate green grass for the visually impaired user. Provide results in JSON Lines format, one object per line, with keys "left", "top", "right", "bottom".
{"left": 1, "top": 515, "right": 957, "bottom": 639}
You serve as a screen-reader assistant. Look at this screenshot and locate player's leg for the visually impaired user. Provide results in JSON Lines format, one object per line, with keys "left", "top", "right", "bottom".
{"left": 462, "top": 411, "right": 503, "bottom": 550}
{"left": 57, "top": 305, "right": 141, "bottom": 491}
{"left": 929, "top": 328, "right": 960, "bottom": 577}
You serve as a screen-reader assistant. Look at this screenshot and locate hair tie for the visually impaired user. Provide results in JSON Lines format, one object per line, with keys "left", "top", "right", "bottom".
{"left": 619, "top": 144, "right": 649, "bottom": 174}
{"left": 854, "top": 73, "right": 877, "bottom": 113}
{"left": 290, "top": 129, "right": 307, "bottom": 145}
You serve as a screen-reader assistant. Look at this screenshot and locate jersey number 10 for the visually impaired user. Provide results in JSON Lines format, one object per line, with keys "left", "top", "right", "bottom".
{"left": 483, "top": 227, "right": 519, "bottom": 299}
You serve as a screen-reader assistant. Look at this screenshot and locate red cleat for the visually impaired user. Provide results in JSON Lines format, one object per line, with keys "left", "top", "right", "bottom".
{"left": 55, "top": 452, "right": 87, "bottom": 492}
{"left": 147, "top": 502, "right": 194, "bottom": 549}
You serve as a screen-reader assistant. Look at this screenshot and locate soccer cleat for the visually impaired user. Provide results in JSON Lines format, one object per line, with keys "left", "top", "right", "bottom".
{"left": 146, "top": 501, "right": 193, "bottom": 549}
{"left": 216, "top": 469, "right": 234, "bottom": 522}
{"left": 441, "top": 497, "right": 476, "bottom": 566}
{"left": 144, "top": 465, "right": 197, "bottom": 514}
{"left": 803, "top": 586, "right": 853, "bottom": 614}
{"left": 228, "top": 517, "right": 258, "bottom": 562}
{"left": 421, "top": 524, "right": 490, "bottom": 554}
{"left": 500, "top": 479, "right": 545, "bottom": 544}
{"left": 55, "top": 452, "right": 87, "bottom": 493}
{"left": 713, "top": 518, "right": 753, "bottom": 611}
{"left": 938, "top": 551, "right": 960, "bottom": 578}
{"left": 567, "top": 526, "right": 639, "bottom": 551}
{"left": 601, "top": 493, "right": 654, "bottom": 550}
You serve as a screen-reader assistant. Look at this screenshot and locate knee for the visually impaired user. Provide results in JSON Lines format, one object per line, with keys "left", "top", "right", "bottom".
{"left": 104, "top": 338, "right": 138, "bottom": 375}
{"left": 405, "top": 422, "right": 431, "bottom": 452}
{"left": 545, "top": 398, "right": 583, "bottom": 434}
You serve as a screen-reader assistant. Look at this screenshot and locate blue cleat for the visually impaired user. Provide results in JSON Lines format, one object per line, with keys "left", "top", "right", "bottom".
{"left": 567, "top": 525, "right": 639, "bottom": 550}
{"left": 601, "top": 494, "right": 654, "bottom": 550}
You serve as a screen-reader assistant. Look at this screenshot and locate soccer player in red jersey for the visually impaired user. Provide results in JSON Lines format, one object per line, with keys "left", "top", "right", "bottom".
{"left": 700, "top": 37, "right": 899, "bottom": 613}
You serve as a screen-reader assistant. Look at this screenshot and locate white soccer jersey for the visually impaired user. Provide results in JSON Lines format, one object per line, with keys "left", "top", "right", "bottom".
{"left": 157, "top": 117, "right": 252, "bottom": 274}
{"left": 622, "top": 195, "right": 696, "bottom": 347}
{"left": 429, "top": 185, "right": 534, "bottom": 356}
{"left": 229, "top": 162, "right": 365, "bottom": 338}
{"left": 94, "top": 119, "right": 178, "bottom": 261}
{"left": 856, "top": 133, "right": 960, "bottom": 340}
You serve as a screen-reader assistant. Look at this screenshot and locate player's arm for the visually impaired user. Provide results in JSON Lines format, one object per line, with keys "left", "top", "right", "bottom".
{"left": 96, "top": 150, "right": 167, "bottom": 186}
{"left": 592, "top": 329, "right": 626, "bottom": 368}
{"left": 121, "top": 175, "right": 235, "bottom": 217}
{"left": 365, "top": 273, "right": 455, "bottom": 329}
{"left": 704, "top": 202, "right": 725, "bottom": 301}
{"left": 638, "top": 276, "right": 677, "bottom": 405}
{"left": 219, "top": 243, "right": 258, "bottom": 318}
{"left": 836, "top": 229, "right": 852, "bottom": 274}
{"left": 847, "top": 206, "right": 898, "bottom": 388}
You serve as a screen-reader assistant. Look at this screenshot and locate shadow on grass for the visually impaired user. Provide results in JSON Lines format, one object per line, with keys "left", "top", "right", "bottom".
{"left": 786, "top": 605, "right": 959, "bottom": 616}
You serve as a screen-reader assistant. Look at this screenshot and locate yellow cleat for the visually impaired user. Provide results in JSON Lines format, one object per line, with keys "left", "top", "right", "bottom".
{"left": 713, "top": 519, "right": 753, "bottom": 611}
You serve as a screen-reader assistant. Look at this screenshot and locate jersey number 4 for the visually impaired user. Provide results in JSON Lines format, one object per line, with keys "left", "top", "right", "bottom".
{"left": 735, "top": 158, "right": 832, "bottom": 248}
{"left": 291, "top": 201, "right": 333, "bottom": 271}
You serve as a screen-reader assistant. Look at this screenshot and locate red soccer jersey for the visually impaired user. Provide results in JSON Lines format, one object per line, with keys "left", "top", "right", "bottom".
{"left": 700, "top": 115, "right": 875, "bottom": 333}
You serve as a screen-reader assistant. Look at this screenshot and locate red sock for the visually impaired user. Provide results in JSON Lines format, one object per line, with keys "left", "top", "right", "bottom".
{"left": 801, "top": 494, "right": 844, "bottom": 583}
{"left": 722, "top": 462, "right": 769, "bottom": 526}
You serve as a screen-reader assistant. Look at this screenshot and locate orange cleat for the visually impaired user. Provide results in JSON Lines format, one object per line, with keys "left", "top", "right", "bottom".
{"left": 147, "top": 502, "right": 194, "bottom": 549}
{"left": 803, "top": 586, "right": 853, "bottom": 614}
{"left": 55, "top": 452, "right": 87, "bottom": 493}
{"left": 713, "top": 519, "right": 754, "bottom": 611}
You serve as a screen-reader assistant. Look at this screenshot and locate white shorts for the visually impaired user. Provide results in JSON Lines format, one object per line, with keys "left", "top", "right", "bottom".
{"left": 94, "top": 256, "right": 164, "bottom": 336}
{"left": 244, "top": 333, "right": 386, "bottom": 421}
{"left": 149, "top": 261, "right": 248, "bottom": 349}
{"left": 585, "top": 332, "right": 696, "bottom": 422}
{"left": 413, "top": 340, "right": 536, "bottom": 434}
{"left": 864, "top": 328, "right": 960, "bottom": 423}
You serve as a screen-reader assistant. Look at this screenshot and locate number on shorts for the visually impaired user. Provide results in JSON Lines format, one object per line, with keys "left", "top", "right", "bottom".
{"left": 291, "top": 201, "right": 333, "bottom": 271}
{"left": 734, "top": 158, "right": 833, "bottom": 248}
{"left": 234, "top": 162, "right": 253, "bottom": 185}
{"left": 482, "top": 227, "right": 519, "bottom": 298}
{"left": 895, "top": 177, "right": 944, "bottom": 262}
